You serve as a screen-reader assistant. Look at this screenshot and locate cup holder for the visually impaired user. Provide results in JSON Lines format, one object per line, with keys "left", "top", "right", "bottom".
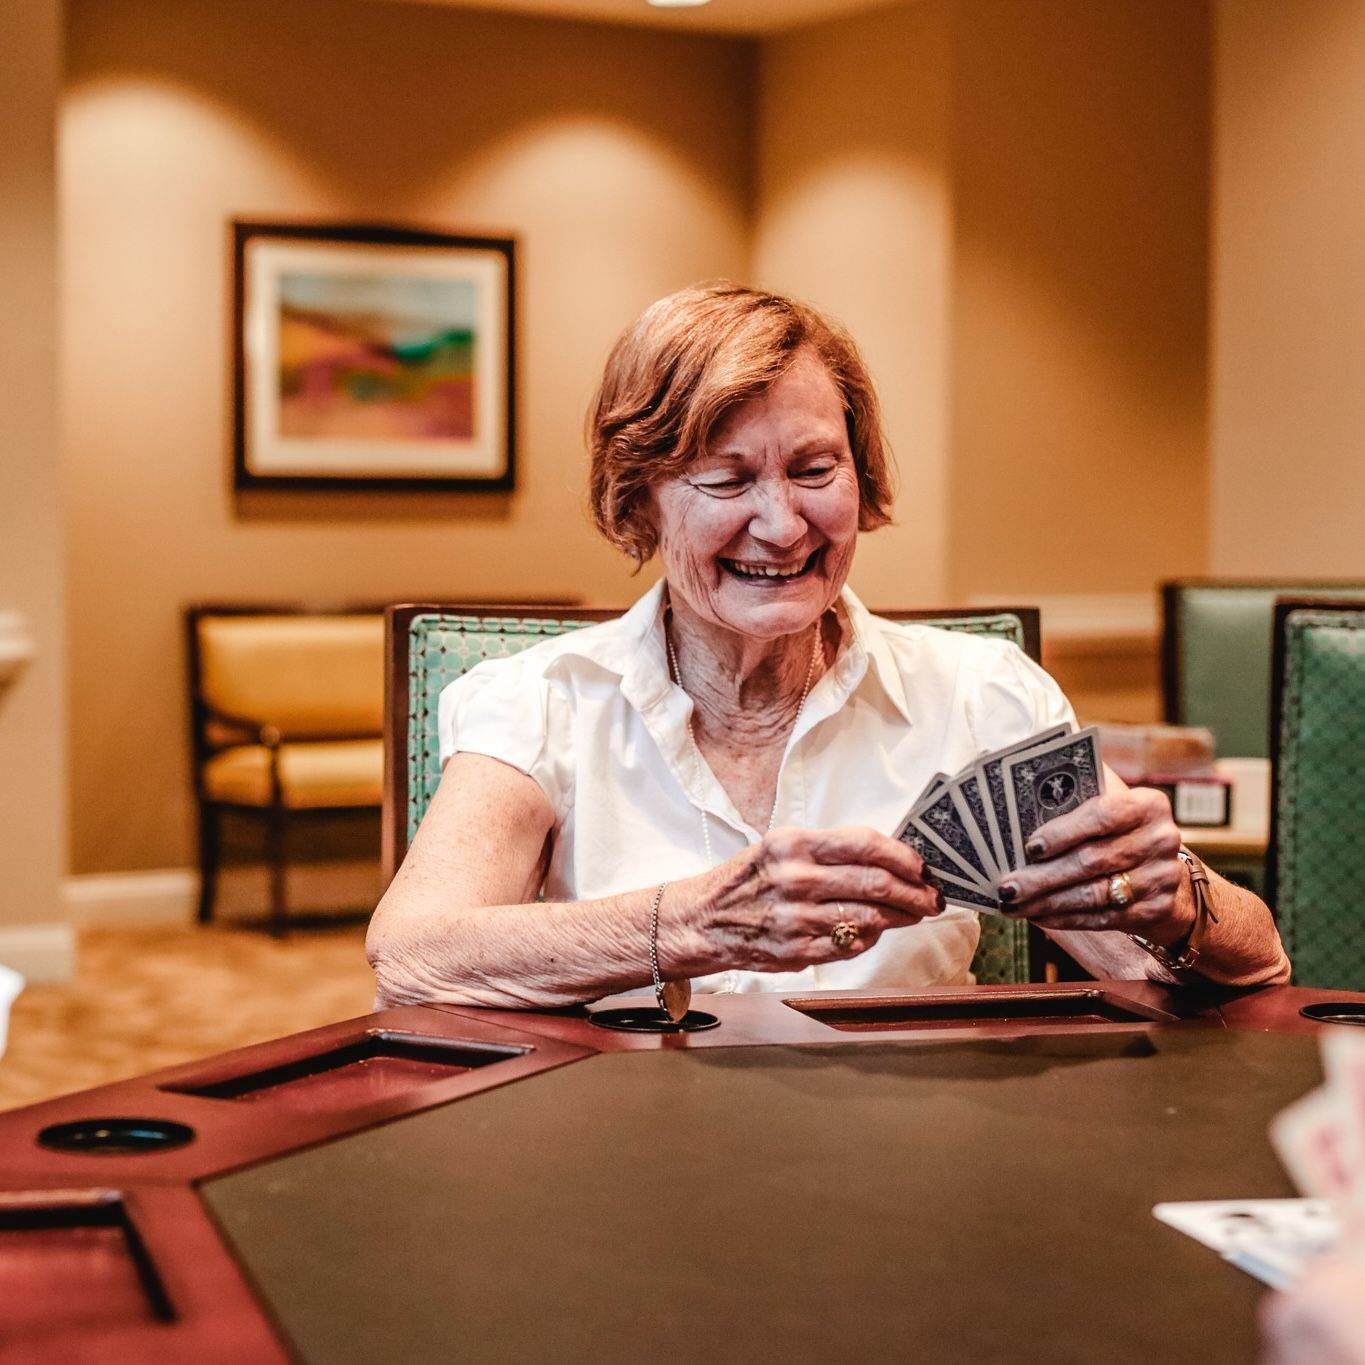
{"left": 1300, "top": 1002, "right": 1365, "bottom": 1027}
{"left": 589, "top": 1007, "right": 721, "bottom": 1034}
{"left": 37, "top": 1117, "right": 196, "bottom": 1155}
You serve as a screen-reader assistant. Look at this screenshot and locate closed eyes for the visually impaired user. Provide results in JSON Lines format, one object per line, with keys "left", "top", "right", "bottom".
{"left": 686, "top": 460, "right": 842, "bottom": 498}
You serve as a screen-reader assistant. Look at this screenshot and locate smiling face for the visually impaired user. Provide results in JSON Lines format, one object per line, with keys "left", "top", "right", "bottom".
{"left": 648, "top": 350, "right": 861, "bottom": 644}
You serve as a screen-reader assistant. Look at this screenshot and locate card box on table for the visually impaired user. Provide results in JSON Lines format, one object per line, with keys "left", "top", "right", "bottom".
{"left": 1131, "top": 773, "right": 1233, "bottom": 827}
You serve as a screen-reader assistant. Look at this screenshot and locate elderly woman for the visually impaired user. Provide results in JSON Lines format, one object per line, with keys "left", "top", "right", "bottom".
{"left": 368, "top": 284, "right": 1288, "bottom": 1009}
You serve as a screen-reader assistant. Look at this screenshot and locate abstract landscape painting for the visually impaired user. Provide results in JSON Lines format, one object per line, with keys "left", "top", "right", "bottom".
{"left": 234, "top": 223, "right": 514, "bottom": 490}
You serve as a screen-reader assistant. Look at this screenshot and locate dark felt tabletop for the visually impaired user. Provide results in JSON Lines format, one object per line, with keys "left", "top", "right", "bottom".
{"left": 201, "top": 1026, "right": 1317, "bottom": 1365}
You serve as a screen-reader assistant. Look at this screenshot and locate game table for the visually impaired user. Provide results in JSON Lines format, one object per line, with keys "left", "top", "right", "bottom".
{"left": 1, "top": 979, "right": 1358, "bottom": 1364}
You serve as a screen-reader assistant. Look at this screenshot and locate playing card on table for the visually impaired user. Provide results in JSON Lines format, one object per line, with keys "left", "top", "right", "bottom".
{"left": 1001, "top": 726, "right": 1105, "bottom": 867}
{"left": 1153, "top": 1198, "right": 1340, "bottom": 1290}
{"left": 975, "top": 725, "right": 1072, "bottom": 873}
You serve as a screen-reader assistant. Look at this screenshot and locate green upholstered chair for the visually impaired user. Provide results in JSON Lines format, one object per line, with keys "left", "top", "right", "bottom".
{"left": 1162, "top": 579, "right": 1365, "bottom": 758}
{"left": 1268, "top": 599, "right": 1365, "bottom": 991}
{"left": 384, "top": 603, "right": 1042, "bottom": 984}
{"left": 383, "top": 605, "right": 614, "bottom": 883}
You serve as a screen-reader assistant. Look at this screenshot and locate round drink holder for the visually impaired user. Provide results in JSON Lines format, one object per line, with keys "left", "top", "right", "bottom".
{"left": 37, "top": 1117, "right": 197, "bottom": 1154}
{"left": 1299, "top": 1002, "right": 1365, "bottom": 1026}
{"left": 588, "top": 1007, "right": 721, "bottom": 1034}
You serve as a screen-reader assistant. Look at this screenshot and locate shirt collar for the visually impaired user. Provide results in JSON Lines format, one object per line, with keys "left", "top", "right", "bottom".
{"left": 838, "top": 587, "right": 915, "bottom": 724}
{"left": 548, "top": 578, "right": 914, "bottom": 726}
{"left": 543, "top": 579, "right": 672, "bottom": 714}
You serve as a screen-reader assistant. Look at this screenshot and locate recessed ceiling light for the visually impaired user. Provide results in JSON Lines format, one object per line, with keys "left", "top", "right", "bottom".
{"left": 647, "top": 0, "right": 711, "bottom": 8}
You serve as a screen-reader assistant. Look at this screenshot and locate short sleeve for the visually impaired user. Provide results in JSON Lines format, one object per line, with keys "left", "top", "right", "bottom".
{"left": 437, "top": 655, "right": 571, "bottom": 817}
{"left": 963, "top": 638, "right": 1079, "bottom": 753}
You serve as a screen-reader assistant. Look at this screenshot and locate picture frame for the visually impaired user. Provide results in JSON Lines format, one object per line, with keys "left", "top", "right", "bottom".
{"left": 232, "top": 220, "right": 515, "bottom": 491}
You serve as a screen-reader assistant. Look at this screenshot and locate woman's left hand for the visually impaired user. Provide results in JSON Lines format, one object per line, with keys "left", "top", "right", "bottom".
{"left": 994, "top": 770, "right": 1196, "bottom": 944}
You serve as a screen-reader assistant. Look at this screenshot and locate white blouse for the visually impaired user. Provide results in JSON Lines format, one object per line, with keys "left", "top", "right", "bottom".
{"left": 439, "top": 581, "right": 1076, "bottom": 994}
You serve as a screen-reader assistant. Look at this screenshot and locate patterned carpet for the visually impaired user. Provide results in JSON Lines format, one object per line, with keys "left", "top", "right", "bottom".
{"left": 0, "top": 921, "right": 376, "bottom": 1113}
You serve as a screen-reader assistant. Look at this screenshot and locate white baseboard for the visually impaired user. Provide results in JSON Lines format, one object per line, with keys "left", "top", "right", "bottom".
{"left": 0, "top": 923, "right": 76, "bottom": 984}
{"left": 62, "top": 861, "right": 382, "bottom": 929}
{"left": 63, "top": 869, "right": 197, "bottom": 927}
{"left": 2, "top": 860, "right": 378, "bottom": 988}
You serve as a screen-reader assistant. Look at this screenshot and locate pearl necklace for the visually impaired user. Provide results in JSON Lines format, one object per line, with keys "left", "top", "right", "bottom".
{"left": 665, "top": 619, "right": 823, "bottom": 865}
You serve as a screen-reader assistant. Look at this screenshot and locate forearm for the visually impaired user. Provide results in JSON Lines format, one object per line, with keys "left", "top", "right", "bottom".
{"left": 1173, "top": 868, "right": 1290, "bottom": 985}
{"left": 1046, "top": 867, "right": 1290, "bottom": 987}
{"left": 368, "top": 875, "right": 712, "bottom": 1010}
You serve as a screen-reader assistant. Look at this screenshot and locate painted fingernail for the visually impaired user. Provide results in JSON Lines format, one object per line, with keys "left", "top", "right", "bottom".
{"left": 998, "top": 883, "right": 1018, "bottom": 903}
{"left": 1025, "top": 840, "right": 1045, "bottom": 860}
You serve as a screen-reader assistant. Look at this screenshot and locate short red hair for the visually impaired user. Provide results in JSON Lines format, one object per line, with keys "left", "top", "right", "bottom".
{"left": 588, "top": 283, "right": 896, "bottom": 562}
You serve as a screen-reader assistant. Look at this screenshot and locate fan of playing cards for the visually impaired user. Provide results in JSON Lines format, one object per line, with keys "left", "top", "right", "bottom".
{"left": 895, "top": 724, "right": 1104, "bottom": 913}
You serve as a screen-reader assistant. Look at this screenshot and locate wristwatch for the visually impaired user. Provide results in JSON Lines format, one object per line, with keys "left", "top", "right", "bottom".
{"left": 1130, "top": 848, "right": 1218, "bottom": 974}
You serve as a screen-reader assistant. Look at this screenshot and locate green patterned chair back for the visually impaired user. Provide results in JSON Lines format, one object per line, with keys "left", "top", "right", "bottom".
{"left": 881, "top": 608, "right": 1041, "bottom": 987}
{"left": 384, "top": 602, "right": 1042, "bottom": 986}
{"left": 383, "top": 606, "right": 614, "bottom": 881}
{"left": 1162, "top": 580, "right": 1365, "bottom": 757}
{"left": 1268, "top": 600, "right": 1365, "bottom": 990}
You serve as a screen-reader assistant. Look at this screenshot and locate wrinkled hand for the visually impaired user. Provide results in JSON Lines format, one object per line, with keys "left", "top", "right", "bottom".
{"left": 995, "top": 774, "right": 1195, "bottom": 943}
{"left": 697, "top": 825, "right": 943, "bottom": 972}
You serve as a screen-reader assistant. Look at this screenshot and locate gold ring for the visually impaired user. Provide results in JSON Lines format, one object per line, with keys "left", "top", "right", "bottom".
{"left": 831, "top": 913, "right": 858, "bottom": 951}
{"left": 1107, "top": 872, "right": 1134, "bottom": 909}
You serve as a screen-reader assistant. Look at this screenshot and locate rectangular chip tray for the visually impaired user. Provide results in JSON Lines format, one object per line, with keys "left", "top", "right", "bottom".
{"left": 784, "top": 987, "right": 1177, "bottom": 1030}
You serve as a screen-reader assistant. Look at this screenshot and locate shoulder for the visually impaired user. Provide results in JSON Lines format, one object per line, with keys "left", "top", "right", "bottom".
{"left": 436, "top": 615, "right": 627, "bottom": 734}
{"left": 444, "top": 586, "right": 664, "bottom": 697}
{"left": 852, "top": 601, "right": 1076, "bottom": 738}
{"left": 860, "top": 608, "right": 1040, "bottom": 690}
{"left": 436, "top": 591, "right": 662, "bottom": 743}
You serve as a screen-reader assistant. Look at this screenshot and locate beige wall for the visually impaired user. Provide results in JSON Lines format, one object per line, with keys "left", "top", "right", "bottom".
{"left": 754, "top": 1, "right": 952, "bottom": 608}
{"left": 1211, "top": 0, "right": 1365, "bottom": 574}
{"left": 0, "top": 0, "right": 70, "bottom": 972}
{"left": 754, "top": 0, "right": 1210, "bottom": 609}
{"left": 752, "top": 0, "right": 1206, "bottom": 721}
{"left": 949, "top": 0, "right": 1210, "bottom": 600}
{"left": 60, "top": 0, "right": 1222, "bottom": 882}
{"left": 63, "top": 0, "right": 752, "bottom": 875}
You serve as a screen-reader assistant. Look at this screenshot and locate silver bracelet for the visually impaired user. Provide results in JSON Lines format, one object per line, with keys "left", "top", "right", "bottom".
{"left": 647, "top": 881, "right": 691, "bottom": 1022}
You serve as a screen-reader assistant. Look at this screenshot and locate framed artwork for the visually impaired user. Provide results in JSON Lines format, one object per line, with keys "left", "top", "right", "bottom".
{"left": 232, "top": 221, "right": 515, "bottom": 491}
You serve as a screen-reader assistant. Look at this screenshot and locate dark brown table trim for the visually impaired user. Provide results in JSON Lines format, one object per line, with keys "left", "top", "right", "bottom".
{"left": 2, "top": 982, "right": 1359, "bottom": 1361}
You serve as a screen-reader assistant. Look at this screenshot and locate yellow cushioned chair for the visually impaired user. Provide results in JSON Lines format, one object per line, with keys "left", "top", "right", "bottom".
{"left": 188, "top": 604, "right": 385, "bottom": 934}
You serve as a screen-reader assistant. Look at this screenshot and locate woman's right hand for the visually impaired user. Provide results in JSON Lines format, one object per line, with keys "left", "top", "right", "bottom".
{"left": 673, "top": 824, "right": 944, "bottom": 974}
